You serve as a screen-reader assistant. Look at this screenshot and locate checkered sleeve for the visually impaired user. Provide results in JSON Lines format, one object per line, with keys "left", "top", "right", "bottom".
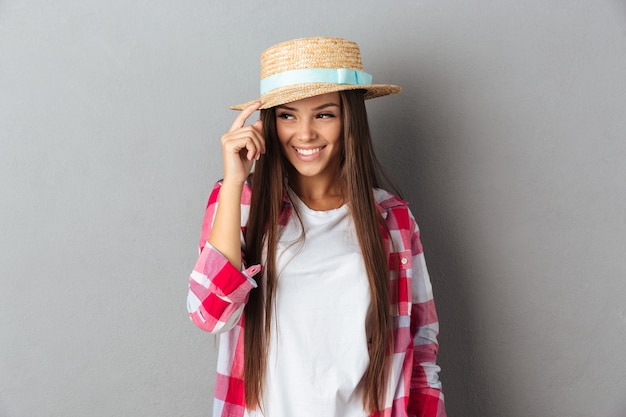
{"left": 407, "top": 214, "right": 446, "bottom": 417}
{"left": 186, "top": 181, "right": 259, "bottom": 334}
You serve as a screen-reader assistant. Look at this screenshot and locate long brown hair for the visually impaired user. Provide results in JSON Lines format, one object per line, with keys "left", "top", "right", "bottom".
{"left": 244, "top": 90, "right": 393, "bottom": 413}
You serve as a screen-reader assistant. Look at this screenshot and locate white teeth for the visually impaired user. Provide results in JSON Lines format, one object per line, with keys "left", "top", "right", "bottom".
{"left": 295, "top": 147, "right": 322, "bottom": 156}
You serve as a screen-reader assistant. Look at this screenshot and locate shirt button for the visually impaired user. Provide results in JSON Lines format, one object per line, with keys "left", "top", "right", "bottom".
{"left": 401, "top": 257, "right": 408, "bottom": 265}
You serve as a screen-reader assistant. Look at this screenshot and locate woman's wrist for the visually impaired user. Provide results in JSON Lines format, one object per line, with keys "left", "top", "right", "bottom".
{"left": 220, "top": 178, "right": 246, "bottom": 191}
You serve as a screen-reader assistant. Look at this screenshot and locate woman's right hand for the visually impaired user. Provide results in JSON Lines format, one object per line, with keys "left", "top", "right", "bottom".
{"left": 220, "top": 101, "right": 265, "bottom": 186}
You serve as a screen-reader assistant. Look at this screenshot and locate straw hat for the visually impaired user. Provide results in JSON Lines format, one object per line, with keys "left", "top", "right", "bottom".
{"left": 230, "top": 37, "right": 401, "bottom": 110}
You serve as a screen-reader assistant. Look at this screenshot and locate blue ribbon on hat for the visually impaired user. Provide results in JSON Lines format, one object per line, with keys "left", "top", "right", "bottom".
{"left": 260, "top": 68, "right": 373, "bottom": 95}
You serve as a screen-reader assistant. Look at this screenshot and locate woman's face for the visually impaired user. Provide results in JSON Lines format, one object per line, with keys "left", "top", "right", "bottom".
{"left": 275, "top": 92, "right": 343, "bottom": 183}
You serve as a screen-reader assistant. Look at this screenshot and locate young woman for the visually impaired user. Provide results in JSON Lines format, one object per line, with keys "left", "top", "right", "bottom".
{"left": 187, "top": 37, "right": 446, "bottom": 417}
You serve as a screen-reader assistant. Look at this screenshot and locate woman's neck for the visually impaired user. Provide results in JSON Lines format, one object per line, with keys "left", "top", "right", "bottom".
{"left": 289, "top": 174, "right": 346, "bottom": 211}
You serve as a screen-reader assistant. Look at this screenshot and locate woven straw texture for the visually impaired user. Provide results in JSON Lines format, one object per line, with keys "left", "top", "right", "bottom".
{"left": 231, "top": 37, "right": 401, "bottom": 110}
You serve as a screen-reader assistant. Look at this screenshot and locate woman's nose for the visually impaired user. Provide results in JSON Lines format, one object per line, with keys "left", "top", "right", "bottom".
{"left": 296, "top": 119, "right": 316, "bottom": 141}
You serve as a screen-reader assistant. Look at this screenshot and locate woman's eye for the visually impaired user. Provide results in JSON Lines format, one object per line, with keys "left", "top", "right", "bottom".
{"left": 317, "top": 113, "right": 335, "bottom": 119}
{"left": 277, "top": 113, "right": 293, "bottom": 120}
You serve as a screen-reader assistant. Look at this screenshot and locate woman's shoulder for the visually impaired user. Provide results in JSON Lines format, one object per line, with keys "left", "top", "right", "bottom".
{"left": 373, "top": 188, "right": 409, "bottom": 210}
{"left": 373, "top": 188, "right": 420, "bottom": 234}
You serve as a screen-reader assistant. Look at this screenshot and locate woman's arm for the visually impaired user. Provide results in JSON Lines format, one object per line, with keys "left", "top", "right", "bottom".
{"left": 208, "top": 101, "right": 264, "bottom": 269}
{"left": 407, "top": 216, "right": 447, "bottom": 417}
{"left": 186, "top": 102, "right": 265, "bottom": 334}
{"left": 187, "top": 181, "right": 260, "bottom": 334}
{"left": 208, "top": 182, "right": 245, "bottom": 270}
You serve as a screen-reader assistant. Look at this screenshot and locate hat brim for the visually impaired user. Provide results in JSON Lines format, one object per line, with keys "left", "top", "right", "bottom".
{"left": 230, "top": 82, "right": 401, "bottom": 110}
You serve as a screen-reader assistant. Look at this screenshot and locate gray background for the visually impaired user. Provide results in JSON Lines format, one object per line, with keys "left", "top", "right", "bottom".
{"left": 1, "top": 1, "right": 625, "bottom": 416}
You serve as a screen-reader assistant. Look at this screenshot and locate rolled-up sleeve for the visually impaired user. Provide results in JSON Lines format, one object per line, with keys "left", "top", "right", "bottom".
{"left": 186, "top": 180, "right": 259, "bottom": 334}
{"left": 187, "top": 242, "right": 259, "bottom": 333}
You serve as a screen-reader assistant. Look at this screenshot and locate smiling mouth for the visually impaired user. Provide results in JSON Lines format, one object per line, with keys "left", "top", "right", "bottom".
{"left": 294, "top": 146, "right": 325, "bottom": 156}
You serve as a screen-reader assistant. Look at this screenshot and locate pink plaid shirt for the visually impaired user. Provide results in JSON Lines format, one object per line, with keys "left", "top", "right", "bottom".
{"left": 187, "top": 180, "right": 446, "bottom": 417}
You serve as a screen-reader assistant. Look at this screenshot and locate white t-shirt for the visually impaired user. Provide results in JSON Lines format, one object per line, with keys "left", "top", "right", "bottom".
{"left": 258, "top": 190, "right": 371, "bottom": 417}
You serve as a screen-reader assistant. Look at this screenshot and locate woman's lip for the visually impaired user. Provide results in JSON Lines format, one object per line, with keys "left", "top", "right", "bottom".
{"left": 294, "top": 146, "right": 325, "bottom": 156}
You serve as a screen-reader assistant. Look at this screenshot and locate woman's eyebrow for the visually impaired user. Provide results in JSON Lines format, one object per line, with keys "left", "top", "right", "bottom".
{"left": 312, "top": 103, "right": 340, "bottom": 111}
{"left": 276, "top": 103, "right": 340, "bottom": 112}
